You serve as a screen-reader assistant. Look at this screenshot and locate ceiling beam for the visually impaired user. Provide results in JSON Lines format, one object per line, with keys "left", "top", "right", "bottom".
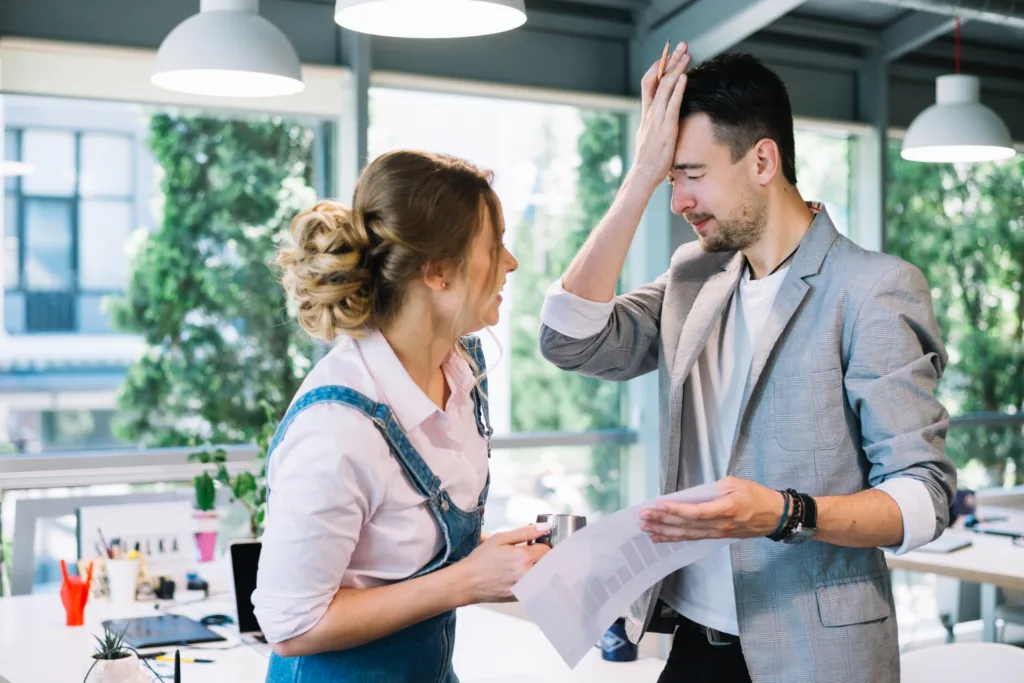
{"left": 526, "top": 10, "right": 635, "bottom": 40}
{"left": 643, "top": 0, "right": 810, "bottom": 65}
{"left": 547, "top": 0, "right": 648, "bottom": 10}
{"left": 881, "top": 11, "right": 960, "bottom": 61}
{"left": 768, "top": 16, "right": 882, "bottom": 47}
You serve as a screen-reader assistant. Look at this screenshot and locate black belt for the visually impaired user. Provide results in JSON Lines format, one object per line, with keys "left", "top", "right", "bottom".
{"left": 679, "top": 615, "right": 741, "bottom": 647}
{"left": 647, "top": 600, "right": 741, "bottom": 647}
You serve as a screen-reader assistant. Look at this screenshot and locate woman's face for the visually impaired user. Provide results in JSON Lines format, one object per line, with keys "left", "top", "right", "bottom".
{"left": 456, "top": 199, "right": 518, "bottom": 335}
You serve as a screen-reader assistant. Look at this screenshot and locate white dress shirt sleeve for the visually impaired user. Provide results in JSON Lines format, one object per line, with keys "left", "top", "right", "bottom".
{"left": 875, "top": 477, "right": 939, "bottom": 555}
{"left": 539, "top": 278, "right": 616, "bottom": 340}
{"left": 253, "top": 404, "right": 385, "bottom": 644}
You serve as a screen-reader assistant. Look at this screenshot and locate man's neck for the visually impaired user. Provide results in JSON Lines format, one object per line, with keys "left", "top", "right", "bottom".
{"left": 743, "top": 187, "right": 814, "bottom": 280}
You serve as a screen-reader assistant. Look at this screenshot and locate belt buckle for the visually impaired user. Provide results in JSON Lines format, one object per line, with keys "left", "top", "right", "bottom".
{"left": 704, "top": 626, "right": 732, "bottom": 647}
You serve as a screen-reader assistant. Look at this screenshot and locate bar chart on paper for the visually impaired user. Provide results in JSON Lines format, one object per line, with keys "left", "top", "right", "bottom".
{"left": 512, "top": 483, "right": 733, "bottom": 668}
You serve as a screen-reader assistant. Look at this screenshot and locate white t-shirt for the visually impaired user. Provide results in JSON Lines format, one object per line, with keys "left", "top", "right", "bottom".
{"left": 660, "top": 265, "right": 788, "bottom": 635}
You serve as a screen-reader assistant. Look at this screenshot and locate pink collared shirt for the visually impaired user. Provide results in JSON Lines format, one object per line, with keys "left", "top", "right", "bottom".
{"left": 252, "top": 331, "right": 489, "bottom": 644}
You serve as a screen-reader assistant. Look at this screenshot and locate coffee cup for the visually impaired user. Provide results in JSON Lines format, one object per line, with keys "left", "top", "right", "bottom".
{"left": 533, "top": 514, "right": 586, "bottom": 547}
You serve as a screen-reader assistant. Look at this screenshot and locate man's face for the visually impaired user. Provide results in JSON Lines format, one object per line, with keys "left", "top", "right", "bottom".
{"left": 667, "top": 113, "right": 766, "bottom": 252}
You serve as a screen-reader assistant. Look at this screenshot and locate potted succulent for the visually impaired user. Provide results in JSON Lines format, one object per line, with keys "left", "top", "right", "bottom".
{"left": 83, "top": 625, "right": 158, "bottom": 683}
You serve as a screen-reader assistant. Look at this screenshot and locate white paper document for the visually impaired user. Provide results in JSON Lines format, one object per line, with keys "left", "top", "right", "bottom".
{"left": 512, "top": 482, "right": 733, "bottom": 668}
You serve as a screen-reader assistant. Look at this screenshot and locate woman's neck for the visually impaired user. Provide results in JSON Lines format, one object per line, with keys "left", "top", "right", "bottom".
{"left": 381, "top": 308, "right": 455, "bottom": 410}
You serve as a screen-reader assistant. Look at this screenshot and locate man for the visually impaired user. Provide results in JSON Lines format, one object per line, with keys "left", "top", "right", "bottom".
{"left": 538, "top": 45, "right": 956, "bottom": 683}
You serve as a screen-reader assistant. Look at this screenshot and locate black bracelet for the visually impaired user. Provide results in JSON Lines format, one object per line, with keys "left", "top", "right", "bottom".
{"left": 778, "top": 492, "right": 803, "bottom": 541}
{"left": 767, "top": 491, "right": 791, "bottom": 542}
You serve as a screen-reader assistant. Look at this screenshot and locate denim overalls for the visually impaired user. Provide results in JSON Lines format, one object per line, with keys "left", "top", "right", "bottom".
{"left": 264, "top": 336, "right": 492, "bottom": 683}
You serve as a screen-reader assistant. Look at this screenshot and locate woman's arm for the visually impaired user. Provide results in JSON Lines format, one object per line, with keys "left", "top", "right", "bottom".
{"left": 274, "top": 526, "right": 548, "bottom": 657}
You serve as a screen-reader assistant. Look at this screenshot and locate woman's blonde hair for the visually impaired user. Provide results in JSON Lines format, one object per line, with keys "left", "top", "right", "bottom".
{"left": 277, "top": 150, "right": 504, "bottom": 342}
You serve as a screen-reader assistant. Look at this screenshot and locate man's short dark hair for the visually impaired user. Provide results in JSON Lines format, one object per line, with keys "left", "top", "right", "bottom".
{"left": 679, "top": 53, "right": 797, "bottom": 186}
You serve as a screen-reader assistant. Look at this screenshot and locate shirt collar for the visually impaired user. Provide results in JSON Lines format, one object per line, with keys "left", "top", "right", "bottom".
{"left": 357, "top": 330, "right": 442, "bottom": 432}
{"left": 357, "top": 331, "right": 476, "bottom": 431}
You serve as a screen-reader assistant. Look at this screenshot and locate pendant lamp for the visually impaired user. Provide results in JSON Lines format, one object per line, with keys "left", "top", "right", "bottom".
{"left": 334, "top": 0, "right": 527, "bottom": 39}
{"left": 901, "top": 18, "right": 1015, "bottom": 163}
{"left": 153, "top": 0, "right": 304, "bottom": 98}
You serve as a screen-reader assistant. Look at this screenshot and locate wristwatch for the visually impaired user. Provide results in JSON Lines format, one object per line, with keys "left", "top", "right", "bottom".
{"left": 782, "top": 489, "right": 818, "bottom": 545}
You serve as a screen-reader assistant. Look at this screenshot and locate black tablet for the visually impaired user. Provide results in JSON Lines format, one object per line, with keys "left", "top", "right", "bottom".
{"left": 102, "top": 614, "right": 227, "bottom": 649}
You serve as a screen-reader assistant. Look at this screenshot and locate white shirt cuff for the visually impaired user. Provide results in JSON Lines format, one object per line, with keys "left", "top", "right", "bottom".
{"left": 539, "top": 278, "right": 616, "bottom": 340}
{"left": 875, "top": 478, "right": 938, "bottom": 555}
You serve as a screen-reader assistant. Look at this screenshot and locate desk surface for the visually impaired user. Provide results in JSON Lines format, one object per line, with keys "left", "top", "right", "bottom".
{"left": 885, "top": 528, "right": 1024, "bottom": 591}
{"left": 0, "top": 593, "right": 665, "bottom": 683}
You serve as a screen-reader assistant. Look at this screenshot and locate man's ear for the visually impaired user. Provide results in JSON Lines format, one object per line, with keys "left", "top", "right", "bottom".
{"left": 751, "top": 138, "right": 781, "bottom": 187}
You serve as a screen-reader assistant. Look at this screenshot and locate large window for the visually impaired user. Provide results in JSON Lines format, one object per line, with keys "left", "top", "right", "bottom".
{"left": 369, "top": 87, "right": 631, "bottom": 526}
{"left": 886, "top": 140, "right": 1024, "bottom": 489}
{"left": 4, "top": 98, "right": 140, "bottom": 334}
{"left": 794, "top": 127, "right": 854, "bottom": 237}
{"left": 1, "top": 95, "right": 326, "bottom": 456}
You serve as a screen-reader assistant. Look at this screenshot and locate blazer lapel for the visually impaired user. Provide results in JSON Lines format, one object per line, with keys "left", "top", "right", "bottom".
{"left": 665, "top": 252, "right": 744, "bottom": 493}
{"left": 729, "top": 208, "right": 840, "bottom": 469}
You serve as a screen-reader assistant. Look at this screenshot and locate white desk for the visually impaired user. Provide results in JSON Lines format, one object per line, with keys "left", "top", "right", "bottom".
{"left": 0, "top": 594, "right": 665, "bottom": 683}
{"left": 885, "top": 526, "right": 1024, "bottom": 642}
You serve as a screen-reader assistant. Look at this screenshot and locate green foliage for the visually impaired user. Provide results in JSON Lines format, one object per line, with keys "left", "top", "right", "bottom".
{"left": 112, "top": 112, "right": 319, "bottom": 527}
{"left": 886, "top": 142, "right": 1024, "bottom": 485}
{"left": 509, "top": 111, "right": 627, "bottom": 513}
{"left": 91, "top": 625, "right": 130, "bottom": 661}
{"left": 193, "top": 470, "right": 216, "bottom": 512}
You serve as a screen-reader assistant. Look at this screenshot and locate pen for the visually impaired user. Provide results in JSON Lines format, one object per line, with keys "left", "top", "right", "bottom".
{"left": 174, "top": 650, "right": 181, "bottom": 683}
{"left": 157, "top": 655, "right": 214, "bottom": 664}
{"left": 656, "top": 40, "right": 670, "bottom": 86}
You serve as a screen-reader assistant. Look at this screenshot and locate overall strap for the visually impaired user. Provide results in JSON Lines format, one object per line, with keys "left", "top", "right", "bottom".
{"left": 459, "top": 335, "right": 493, "bottom": 442}
{"left": 266, "top": 386, "right": 444, "bottom": 508}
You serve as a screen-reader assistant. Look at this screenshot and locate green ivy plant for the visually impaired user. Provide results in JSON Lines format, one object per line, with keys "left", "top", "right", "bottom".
{"left": 110, "top": 112, "right": 318, "bottom": 520}
{"left": 189, "top": 403, "right": 278, "bottom": 538}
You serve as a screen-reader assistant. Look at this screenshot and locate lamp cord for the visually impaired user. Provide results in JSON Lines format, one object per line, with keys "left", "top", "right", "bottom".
{"left": 955, "top": 16, "right": 961, "bottom": 74}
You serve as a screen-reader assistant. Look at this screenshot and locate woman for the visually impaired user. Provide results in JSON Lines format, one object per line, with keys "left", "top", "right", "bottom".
{"left": 254, "top": 150, "right": 550, "bottom": 682}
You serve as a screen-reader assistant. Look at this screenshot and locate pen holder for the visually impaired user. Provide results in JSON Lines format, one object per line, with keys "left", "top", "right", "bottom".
{"left": 60, "top": 559, "right": 93, "bottom": 627}
{"left": 106, "top": 558, "right": 140, "bottom": 604}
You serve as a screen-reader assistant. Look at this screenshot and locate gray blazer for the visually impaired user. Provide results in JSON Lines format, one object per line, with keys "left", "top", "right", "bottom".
{"left": 539, "top": 208, "right": 956, "bottom": 683}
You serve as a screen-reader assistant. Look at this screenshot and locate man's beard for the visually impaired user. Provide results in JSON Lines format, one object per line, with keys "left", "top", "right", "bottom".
{"left": 693, "top": 193, "right": 767, "bottom": 253}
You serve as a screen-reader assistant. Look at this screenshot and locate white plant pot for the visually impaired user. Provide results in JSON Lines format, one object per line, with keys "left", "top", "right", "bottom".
{"left": 85, "top": 653, "right": 149, "bottom": 683}
{"left": 193, "top": 509, "right": 220, "bottom": 533}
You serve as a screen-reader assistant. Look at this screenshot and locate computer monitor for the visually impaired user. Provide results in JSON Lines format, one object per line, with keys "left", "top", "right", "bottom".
{"left": 229, "top": 539, "right": 263, "bottom": 639}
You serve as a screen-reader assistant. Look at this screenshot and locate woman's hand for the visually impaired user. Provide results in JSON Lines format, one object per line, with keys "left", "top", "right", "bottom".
{"left": 456, "top": 524, "right": 550, "bottom": 604}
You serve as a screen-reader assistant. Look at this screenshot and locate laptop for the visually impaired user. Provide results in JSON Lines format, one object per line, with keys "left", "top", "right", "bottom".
{"left": 229, "top": 539, "right": 271, "bottom": 654}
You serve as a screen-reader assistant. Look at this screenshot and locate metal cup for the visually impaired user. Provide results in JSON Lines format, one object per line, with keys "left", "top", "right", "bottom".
{"left": 534, "top": 513, "right": 587, "bottom": 547}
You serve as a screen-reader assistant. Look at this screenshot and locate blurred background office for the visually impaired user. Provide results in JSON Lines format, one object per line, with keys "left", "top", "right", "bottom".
{"left": 0, "top": 0, "right": 1022, "bottom": 661}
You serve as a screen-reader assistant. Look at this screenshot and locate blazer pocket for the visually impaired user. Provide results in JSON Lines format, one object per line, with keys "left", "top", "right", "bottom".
{"left": 774, "top": 368, "right": 845, "bottom": 451}
{"left": 816, "top": 575, "right": 892, "bottom": 627}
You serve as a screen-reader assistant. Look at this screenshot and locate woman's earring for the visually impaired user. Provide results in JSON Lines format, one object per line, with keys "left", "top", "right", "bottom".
{"left": 441, "top": 280, "right": 449, "bottom": 290}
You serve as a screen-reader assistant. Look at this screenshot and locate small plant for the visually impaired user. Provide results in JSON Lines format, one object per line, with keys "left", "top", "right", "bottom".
{"left": 83, "top": 624, "right": 162, "bottom": 682}
{"left": 188, "top": 402, "right": 276, "bottom": 538}
{"left": 91, "top": 625, "right": 131, "bottom": 660}
{"left": 193, "top": 470, "right": 217, "bottom": 512}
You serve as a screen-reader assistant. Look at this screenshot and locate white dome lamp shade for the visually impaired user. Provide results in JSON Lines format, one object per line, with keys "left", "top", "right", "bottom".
{"left": 901, "top": 18, "right": 1015, "bottom": 164}
{"left": 153, "top": 0, "right": 304, "bottom": 98}
{"left": 901, "top": 74, "right": 1016, "bottom": 163}
{"left": 335, "top": 0, "right": 526, "bottom": 38}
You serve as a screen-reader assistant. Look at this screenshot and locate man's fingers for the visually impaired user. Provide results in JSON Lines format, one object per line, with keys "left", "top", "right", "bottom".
{"left": 647, "top": 524, "right": 720, "bottom": 540}
{"left": 651, "top": 43, "right": 689, "bottom": 113}
{"left": 640, "top": 57, "right": 662, "bottom": 112}
{"left": 665, "top": 54, "right": 691, "bottom": 120}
